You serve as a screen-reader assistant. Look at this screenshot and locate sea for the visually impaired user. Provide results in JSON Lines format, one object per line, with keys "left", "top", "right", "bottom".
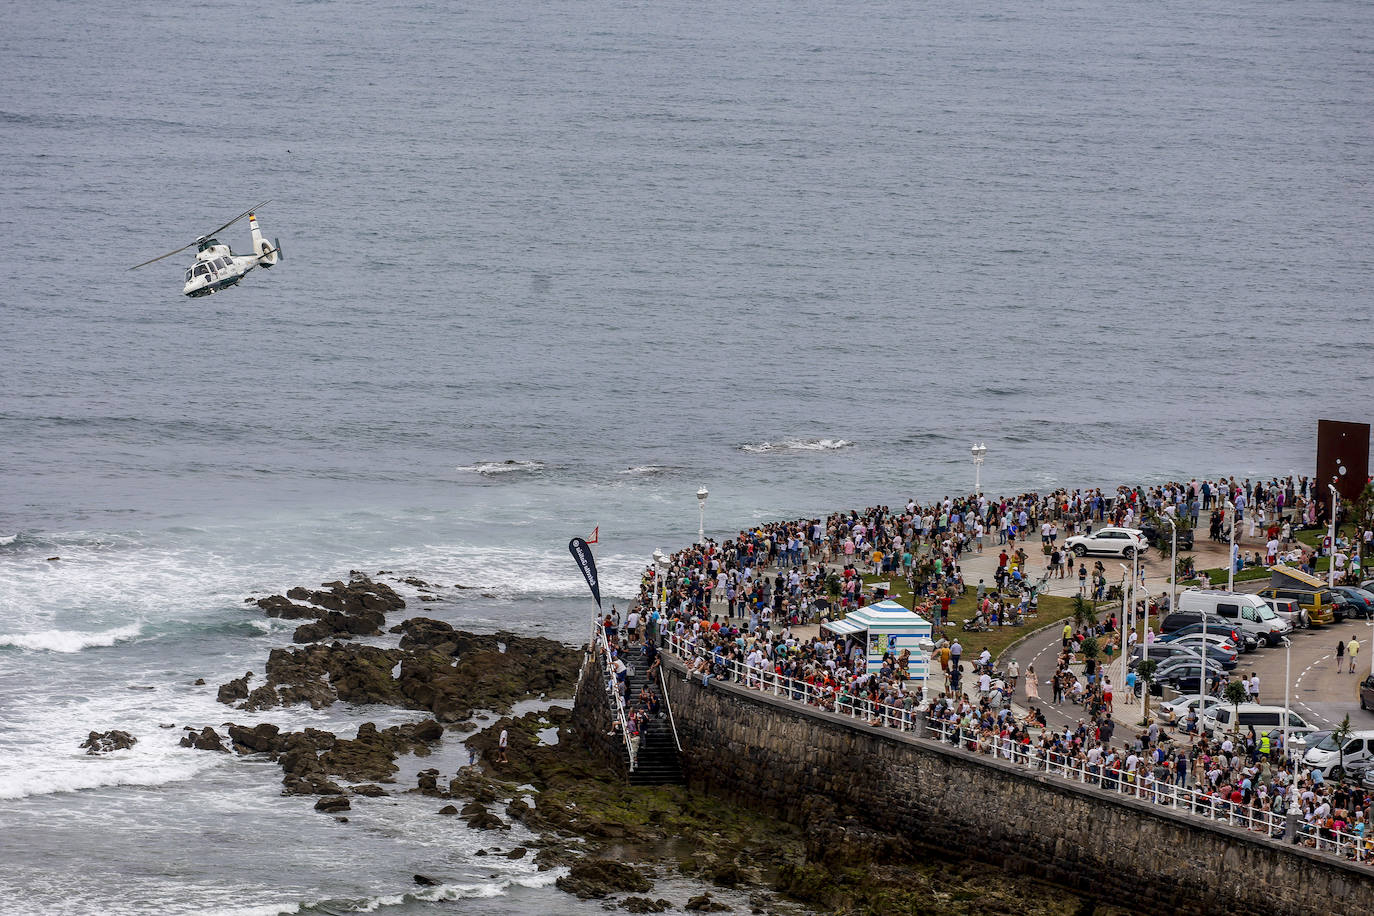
{"left": 2, "top": 0, "right": 1371, "bottom": 912}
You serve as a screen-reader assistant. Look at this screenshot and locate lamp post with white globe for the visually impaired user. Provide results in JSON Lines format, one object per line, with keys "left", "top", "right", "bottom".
{"left": 971, "top": 443, "right": 987, "bottom": 494}
{"left": 696, "top": 487, "right": 709, "bottom": 545}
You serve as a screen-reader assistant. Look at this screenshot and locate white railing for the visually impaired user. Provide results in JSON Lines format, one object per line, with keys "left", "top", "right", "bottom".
{"left": 661, "top": 630, "right": 1371, "bottom": 865}
{"left": 591, "top": 619, "right": 638, "bottom": 771}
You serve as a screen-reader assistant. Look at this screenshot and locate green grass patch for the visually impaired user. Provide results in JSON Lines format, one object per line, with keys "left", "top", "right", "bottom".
{"left": 855, "top": 572, "right": 1082, "bottom": 660}
{"left": 1200, "top": 565, "right": 1273, "bottom": 586}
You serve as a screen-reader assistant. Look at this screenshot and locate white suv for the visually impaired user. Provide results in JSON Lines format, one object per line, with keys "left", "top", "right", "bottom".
{"left": 1064, "top": 527, "right": 1148, "bottom": 559}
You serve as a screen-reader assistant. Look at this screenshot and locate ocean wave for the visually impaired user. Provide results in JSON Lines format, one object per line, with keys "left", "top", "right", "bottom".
{"left": 0, "top": 621, "right": 143, "bottom": 653}
{"left": 0, "top": 534, "right": 16, "bottom": 546}
{"left": 617, "top": 464, "right": 674, "bottom": 475}
{"left": 231, "top": 871, "right": 564, "bottom": 915}
{"left": 0, "top": 741, "right": 215, "bottom": 800}
{"left": 740, "top": 438, "right": 853, "bottom": 453}
{"left": 455, "top": 460, "right": 546, "bottom": 476}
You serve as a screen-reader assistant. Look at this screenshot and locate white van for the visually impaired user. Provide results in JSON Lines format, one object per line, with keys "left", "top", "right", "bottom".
{"left": 1202, "top": 703, "right": 1316, "bottom": 741}
{"left": 1177, "top": 589, "right": 1292, "bottom": 647}
{"left": 1303, "top": 729, "right": 1374, "bottom": 776}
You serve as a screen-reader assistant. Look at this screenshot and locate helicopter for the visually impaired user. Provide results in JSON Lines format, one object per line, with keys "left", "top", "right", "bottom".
{"left": 129, "top": 200, "right": 283, "bottom": 297}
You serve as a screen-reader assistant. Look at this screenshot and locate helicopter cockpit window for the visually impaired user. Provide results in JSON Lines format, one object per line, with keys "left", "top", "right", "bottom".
{"left": 194, "top": 264, "right": 209, "bottom": 277}
{"left": 185, "top": 269, "right": 192, "bottom": 282}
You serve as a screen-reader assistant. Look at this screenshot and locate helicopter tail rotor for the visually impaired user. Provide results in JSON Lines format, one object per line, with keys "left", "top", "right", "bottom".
{"left": 250, "top": 212, "right": 280, "bottom": 268}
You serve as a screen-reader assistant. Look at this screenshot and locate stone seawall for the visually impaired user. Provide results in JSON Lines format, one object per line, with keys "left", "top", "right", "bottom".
{"left": 574, "top": 650, "right": 629, "bottom": 782}
{"left": 635, "top": 654, "right": 1369, "bottom": 916}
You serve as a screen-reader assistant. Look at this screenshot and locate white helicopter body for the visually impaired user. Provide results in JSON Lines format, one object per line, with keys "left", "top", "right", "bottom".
{"left": 130, "top": 201, "right": 283, "bottom": 297}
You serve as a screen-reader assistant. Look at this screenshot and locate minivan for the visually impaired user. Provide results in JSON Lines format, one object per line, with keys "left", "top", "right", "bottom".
{"left": 1176, "top": 590, "right": 1291, "bottom": 647}
{"left": 1202, "top": 703, "right": 1317, "bottom": 741}
{"left": 1303, "top": 729, "right": 1374, "bottom": 777}
{"left": 1256, "top": 585, "right": 1337, "bottom": 627}
{"left": 1157, "top": 615, "right": 1256, "bottom": 651}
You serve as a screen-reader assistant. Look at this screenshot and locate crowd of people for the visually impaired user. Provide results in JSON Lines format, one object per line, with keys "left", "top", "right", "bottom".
{"left": 591, "top": 473, "right": 1373, "bottom": 863}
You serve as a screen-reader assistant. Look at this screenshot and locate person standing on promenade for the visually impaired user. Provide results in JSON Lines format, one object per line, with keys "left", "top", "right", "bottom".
{"left": 1349, "top": 637, "right": 1360, "bottom": 674}
{"left": 1337, "top": 640, "right": 1346, "bottom": 671}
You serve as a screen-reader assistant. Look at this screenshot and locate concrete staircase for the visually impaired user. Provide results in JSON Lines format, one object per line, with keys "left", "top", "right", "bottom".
{"left": 623, "top": 659, "right": 685, "bottom": 786}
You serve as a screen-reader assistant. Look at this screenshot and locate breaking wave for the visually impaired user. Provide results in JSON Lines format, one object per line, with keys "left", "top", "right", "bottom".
{"left": 740, "top": 438, "right": 853, "bottom": 453}
{"left": 455, "top": 460, "right": 547, "bottom": 476}
{"left": 0, "top": 621, "right": 144, "bottom": 653}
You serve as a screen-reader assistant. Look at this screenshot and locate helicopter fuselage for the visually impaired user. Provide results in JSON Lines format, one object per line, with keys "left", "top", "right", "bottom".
{"left": 182, "top": 241, "right": 260, "bottom": 298}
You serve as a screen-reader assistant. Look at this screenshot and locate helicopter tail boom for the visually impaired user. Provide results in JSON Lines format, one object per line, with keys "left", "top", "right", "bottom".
{"left": 249, "top": 212, "right": 279, "bottom": 268}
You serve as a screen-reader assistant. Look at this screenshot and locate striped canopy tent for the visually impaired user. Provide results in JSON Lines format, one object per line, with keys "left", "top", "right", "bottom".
{"left": 821, "top": 599, "right": 932, "bottom": 680}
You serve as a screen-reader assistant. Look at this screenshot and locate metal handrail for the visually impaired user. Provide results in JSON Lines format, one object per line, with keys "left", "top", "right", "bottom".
{"left": 591, "top": 619, "right": 638, "bottom": 771}
{"left": 660, "top": 631, "right": 1370, "bottom": 865}
{"left": 655, "top": 657, "right": 684, "bottom": 753}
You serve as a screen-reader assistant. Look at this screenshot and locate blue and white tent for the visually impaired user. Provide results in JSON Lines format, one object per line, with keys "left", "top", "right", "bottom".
{"left": 821, "top": 599, "right": 932, "bottom": 680}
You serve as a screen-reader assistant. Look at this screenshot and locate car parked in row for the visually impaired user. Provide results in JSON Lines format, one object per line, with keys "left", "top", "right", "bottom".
{"left": 1303, "top": 729, "right": 1374, "bottom": 778}
{"left": 1176, "top": 589, "right": 1291, "bottom": 647}
{"left": 1158, "top": 620, "right": 1255, "bottom": 652}
{"left": 1202, "top": 703, "right": 1318, "bottom": 742}
{"left": 1064, "top": 526, "right": 1149, "bottom": 559}
{"left": 1331, "top": 585, "right": 1374, "bottom": 620}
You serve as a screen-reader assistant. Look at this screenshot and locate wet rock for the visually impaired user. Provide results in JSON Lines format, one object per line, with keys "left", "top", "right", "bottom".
{"left": 416, "top": 768, "right": 443, "bottom": 795}
{"left": 710, "top": 863, "right": 744, "bottom": 888}
{"left": 555, "top": 859, "right": 652, "bottom": 899}
{"left": 217, "top": 672, "right": 252, "bottom": 705}
{"left": 685, "top": 893, "right": 731, "bottom": 912}
{"left": 465, "top": 810, "right": 507, "bottom": 831}
{"left": 413, "top": 874, "right": 440, "bottom": 886}
{"left": 180, "top": 726, "right": 227, "bottom": 752}
{"left": 256, "top": 595, "right": 323, "bottom": 619}
{"left": 621, "top": 898, "right": 672, "bottom": 914}
{"left": 439, "top": 804, "right": 459, "bottom": 815}
{"left": 505, "top": 847, "right": 528, "bottom": 859}
{"left": 81, "top": 730, "right": 137, "bottom": 755}
{"left": 227, "top": 722, "right": 282, "bottom": 755}
{"left": 314, "top": 796, "right": 350, "bottom": 813}
{"left": 351, "top": 784, "right": 387, "bottom": 797}
{"left": 193, "top": 678, "right": 206, "bottom": 686}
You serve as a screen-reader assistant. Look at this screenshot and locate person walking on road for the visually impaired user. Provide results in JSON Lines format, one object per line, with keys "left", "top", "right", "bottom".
{"left": 1336, "top": 640, "right": 1346, "bottom": 671}
{"left": 1349, "top": 637, "right": 1360, "bottom": 674}
{"left": 1025, "top": 664, "right": 1039, "bottom": 702}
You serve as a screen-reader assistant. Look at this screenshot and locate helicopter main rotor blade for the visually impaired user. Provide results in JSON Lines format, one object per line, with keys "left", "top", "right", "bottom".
{"left": 203, "top": 199, "right": 271, "bottom": 239}
{"left": 128, "top": 240, "right": 199, "bottom": 271}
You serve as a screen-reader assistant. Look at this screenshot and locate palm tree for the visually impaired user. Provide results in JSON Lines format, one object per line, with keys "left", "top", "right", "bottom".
{"left": 1136, "top": 658, "right": 1159, "bottom": 724}
{"left": 1331, "top": 714, "right": 1354, "bottom": 778}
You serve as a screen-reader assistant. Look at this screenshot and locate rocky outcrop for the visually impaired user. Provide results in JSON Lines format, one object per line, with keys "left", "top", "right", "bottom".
{"left": 179, "top": 726, "right": 227, "bottom": 752}
{"left": 555, "top": 859, "right": 653, "bottom": 899}
{"left": 249, "top": 573, "right": 405, "bottom": 643}
{"left": 217, "top": 672, "right": 252, "bottom": 704}
{"left": 81, "top": 730, "right": 136, "bottom": 755}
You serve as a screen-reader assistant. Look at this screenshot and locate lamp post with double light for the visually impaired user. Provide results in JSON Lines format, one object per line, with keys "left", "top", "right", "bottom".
{"left": 1227, "top": 498, "right": 1238, "bottom": 593}
{"left": 697, "top": 487, "right": 709, "bottom": 546}
{"left": 1327, "top": 483, "right": 1339, "bottom": 588}
{"left": 971, "top": 443, "right": 987, "bottom": 494}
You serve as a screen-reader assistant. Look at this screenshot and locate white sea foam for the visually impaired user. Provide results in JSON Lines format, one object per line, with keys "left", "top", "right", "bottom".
{"left": 618, "top": 464, "right": 673, "bottom": 475}
{"left": 0, "top": 621, "right": 143, "bottom": 653}
{"left": 393, "top": 543, "right": 643, "bottom": 600}
{"left": 454, "top": 460, "right": 546, "bottom": 476}
{"left": 740, "top": 437, "right": 854, "bottom": 453}
{"left": 0, "top": 534, "right": 16, "bottom": 546}
{"left": 0, "top": 736, "right": 217, "bottom": 800}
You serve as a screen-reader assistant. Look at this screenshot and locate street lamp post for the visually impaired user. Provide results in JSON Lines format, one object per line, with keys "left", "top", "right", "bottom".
{"left": 1327, "top": 483, "right": 1339, "bottom": 589}
{"left": 1163, "top": 514, "right": 1178, "bottom": 615}
{"left": 1281, "top": 636, "right": 1292, "bottom": 763}
{"left": 1227, "top": 499, "right": 1238, "bottom": 593}
{"left": 696, "top": 487, "right": 709, "bottom": 546}
{"left": 651, "top": 549, "right": 665, "bottom": 613}
{"left": 971, "top": 443, "right": 987, "bottom": 494}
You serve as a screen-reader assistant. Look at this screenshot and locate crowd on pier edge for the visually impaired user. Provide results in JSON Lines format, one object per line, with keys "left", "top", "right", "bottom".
{"left": 594, "top": 475, "right": 1374, "bottom": 860}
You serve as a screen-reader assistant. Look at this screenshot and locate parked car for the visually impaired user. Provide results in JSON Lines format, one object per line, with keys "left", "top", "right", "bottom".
{"left": 1256, "top": 585, "right": 1337, "bottom": 627}
{"left": 1361, "top": 675, "right": 1374, "bottom": 711}
{"left": 1157, "top": 631, "right": 1240, "bottom": 656}
{"left": 1160, "top": 635, "right": 1239, "bottom": 665}
{"left": 1156, "top": 694, "right": 1223, "bottom": 726}
{"left": 1159, "top": 623, "right": 1258, "bottom": 650}
{"left": 1152, "top": 656, "right": 1227, "bottom": 693}
{"left": 1202, "top": 703, "right": 1317, "bottom": 742}
{"left": 1331, "top": 586, "right": 1374, "bottom": 620}
{"left": 1261, "top": 596, "right": 1307, "bottom": 630}
{"left": 1303, "top": 729, "right": 1374, "bottom": 778}
{"left": 1139, "top": 519, "right": 1195, "bottom": 552}
{"left": 1064, "top": 527, "right": 1148, "bottom": 559}
{"left": 1176, "top": 589, "right": 1291, "bottom": 647}
{"left": 1129, "top": 642, "right": 1238, "bottom": 672}
{"left": 1291, "top": 729, "right": 1329, "bottom": 756}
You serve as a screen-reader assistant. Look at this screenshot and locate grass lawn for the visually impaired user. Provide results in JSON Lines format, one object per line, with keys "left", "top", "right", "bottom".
{"left": 857, "top": 573, "right": 1086, "bottom": 661}
{"left": 1201, "top": 566, "right": 1272, "bottom": 586}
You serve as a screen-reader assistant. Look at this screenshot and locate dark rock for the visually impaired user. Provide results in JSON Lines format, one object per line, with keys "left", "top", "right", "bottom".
{"left": 465, "top": 810, "right": 507, "bottom": 831}
{"left": 227, "top": 722, "right": 282, "bottom": 755}
{"left": 314, "top": 796, "right": 350, "bottom": 813}
{"left": 256, "top": 595, "right": 323, "bottom": 619}
{"left": 193, "top": 678, "right": 206, "bottom": 686}
{"left": 505, "top": 847, "right": 528, "bottom": 859}
{"left": 180, "top": 726, "right": 227, "bottom": 752}
{"left": 217, "top": 672, "right": 252, "bottom": 705}
{"left": 555, "top": 859, "right": 652, "bottom": 899}
{"left": 710, "top": 863, "right": 744, "bottom": 888}
{"left": 621, "top": 898, "right": 672, "bottom": 914}
{"left": 352, "top": 784, "right": 387, "bottom": 797}
{"left": 439, "top": 805, "right": 459, "bottom": 815}
{"left": 81, "top": 730, "right": 137, "bottom": 755}
{"left": 414, "top": 874, "right": 440, "bottom": 886}
{"left": 685, "top": 893, "right": 731, "bottom": 912}
{"left": 475, "top": 850, "right": 488, "bottom": 857}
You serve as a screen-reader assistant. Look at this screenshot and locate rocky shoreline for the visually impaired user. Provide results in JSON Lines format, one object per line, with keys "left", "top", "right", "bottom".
{"left": 156, "top": 571, "right": 1126, "bottom": 914}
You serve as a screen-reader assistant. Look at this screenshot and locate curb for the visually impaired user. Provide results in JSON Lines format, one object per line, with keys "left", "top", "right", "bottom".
{"left": 993, "top": 616, "right": 1070, "bottom": 670}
